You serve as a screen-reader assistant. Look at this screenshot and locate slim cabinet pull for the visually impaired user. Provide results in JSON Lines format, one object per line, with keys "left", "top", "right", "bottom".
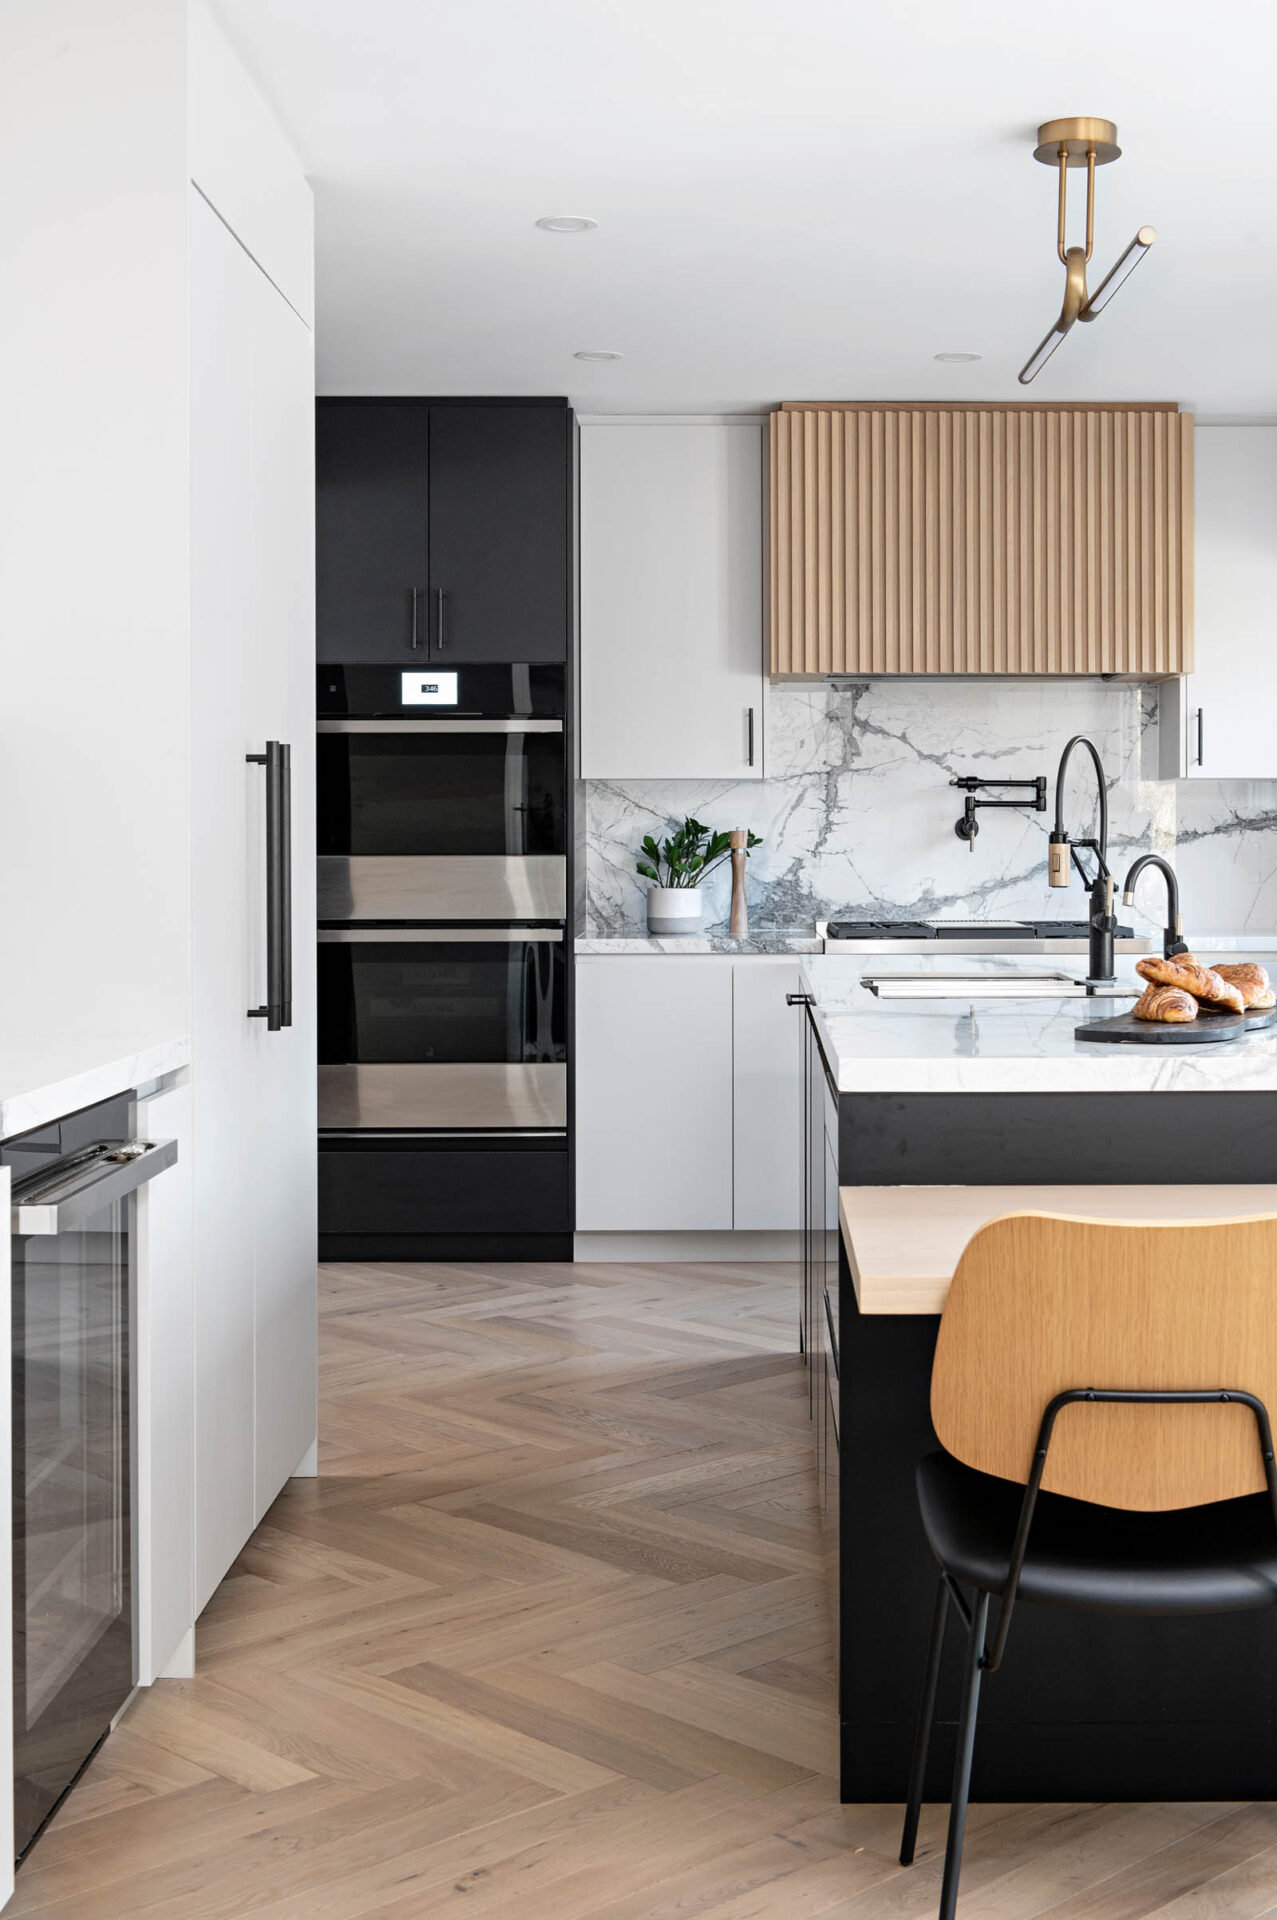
{"left": 1195, "top": 707, "right": 1205, "bottom": 767}
{"left": 246, "top": 741, "right": 292, "bottom": 1031}
{"left": 746, "top": 706, "right": 756, "bottom": 766}
{"left": 410, "top": 587, "right": 422, "bottom": 650}
{"left": 436, "top": 587, "right": 447, "bottom": 651}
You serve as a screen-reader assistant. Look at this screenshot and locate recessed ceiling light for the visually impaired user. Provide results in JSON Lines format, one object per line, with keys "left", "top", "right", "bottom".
{"left": 536, "top": 214, "right": 597, "bottom": 233}
{"left": 574, "top": 349, "right": 622, "bottom": 362}
{"left": 934, "top": 351, "right": 982, "bottom": 363}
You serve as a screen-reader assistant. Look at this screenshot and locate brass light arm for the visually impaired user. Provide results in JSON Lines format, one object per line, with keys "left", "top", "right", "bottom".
{"left": 1018, "top": 118, "right": 1154, "bottom": 385}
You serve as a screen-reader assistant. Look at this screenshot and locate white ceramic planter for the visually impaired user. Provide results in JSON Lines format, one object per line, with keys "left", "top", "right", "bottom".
{"left": 646, "top": 887, "right": 703, "bottom": 935}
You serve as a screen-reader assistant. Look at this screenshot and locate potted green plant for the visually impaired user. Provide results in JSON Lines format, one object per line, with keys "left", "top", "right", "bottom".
{"left": 636, "top": 818, "right": 762, "bottom": 934}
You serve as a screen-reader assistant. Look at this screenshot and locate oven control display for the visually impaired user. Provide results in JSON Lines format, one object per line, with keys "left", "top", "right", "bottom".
{"left": 401, "top": 671, "right": 459, "bottom": 706}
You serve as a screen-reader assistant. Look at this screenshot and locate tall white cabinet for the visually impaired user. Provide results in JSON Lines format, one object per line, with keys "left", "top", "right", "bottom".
{"left": 190, "top": 187, "right": 316, "bottom": 1609}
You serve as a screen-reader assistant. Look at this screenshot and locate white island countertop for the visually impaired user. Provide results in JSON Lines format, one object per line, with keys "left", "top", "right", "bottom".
{"left": 802, "top": 952, "right": 1277, "bottom": 1095}
{"left": 0, "top": 1033, "right": 190, "bottom": 1140}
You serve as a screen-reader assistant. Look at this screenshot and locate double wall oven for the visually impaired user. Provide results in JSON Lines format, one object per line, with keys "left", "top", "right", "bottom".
{"left": 317, "top": 665, "right": 571, "bottom": 1259}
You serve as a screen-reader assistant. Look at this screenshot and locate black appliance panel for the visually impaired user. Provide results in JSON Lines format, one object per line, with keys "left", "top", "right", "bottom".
{"left": 318, "top": 664, "right": 565, "bottom": 720}
{"left": 318, "top": 936, "right": 567, "bottom": 1067}
{"left": 318, "top": 730, "right": 564, "bottom": 860}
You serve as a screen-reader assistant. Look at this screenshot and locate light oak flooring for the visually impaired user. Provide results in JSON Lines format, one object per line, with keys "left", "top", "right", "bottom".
{"left": 9, "top": 1258, "right": 1277, "bottom": 1919}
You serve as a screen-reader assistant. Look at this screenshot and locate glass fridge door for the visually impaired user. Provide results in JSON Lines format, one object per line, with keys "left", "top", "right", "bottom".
{"left": 12, "top": 1197, "right": 131, "bottom": 1859}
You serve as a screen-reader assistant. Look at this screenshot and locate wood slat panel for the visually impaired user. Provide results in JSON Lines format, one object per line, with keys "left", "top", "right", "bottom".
{"left": 767, "top": 404, "right": 1194, "bottom": 677}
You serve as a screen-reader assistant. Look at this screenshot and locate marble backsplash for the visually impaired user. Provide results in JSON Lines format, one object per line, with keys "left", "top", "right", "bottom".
{"left": 581, "top": 681, "right": 1277, "bottom": 937}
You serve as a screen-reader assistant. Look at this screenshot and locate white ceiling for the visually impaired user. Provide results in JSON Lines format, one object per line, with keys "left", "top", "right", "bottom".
{"left": 214, "top": 0, "right": 1277, "bottom": 414}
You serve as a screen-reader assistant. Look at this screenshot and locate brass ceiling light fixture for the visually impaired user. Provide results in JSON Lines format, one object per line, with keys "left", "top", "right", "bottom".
{"left": 1018, "top": 117, "right": 1155, "bottom": 384}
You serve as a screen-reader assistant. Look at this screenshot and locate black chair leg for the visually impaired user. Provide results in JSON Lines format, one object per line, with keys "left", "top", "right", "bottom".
{"left": 937, "top": 1588, "right": 990, "bottom": 1920}
{"left": 899, "top": 1575, "right": 951, "bottom": 1866}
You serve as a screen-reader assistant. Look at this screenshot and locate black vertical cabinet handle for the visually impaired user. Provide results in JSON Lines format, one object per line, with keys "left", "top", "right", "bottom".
{"left": 246, "top": 741, "right": 293, "bottom": 1031}
{"left": 747, "top": 707, "right": 756, "bottom": 766}
{"left": 436, "top": 586, "right": 447, "bottom": 651}
{"left": 410, "top": 587, "right": 422, "bottom": 650}
{"left": 1196, "top": 707, "right": 1205, "bottom": 768}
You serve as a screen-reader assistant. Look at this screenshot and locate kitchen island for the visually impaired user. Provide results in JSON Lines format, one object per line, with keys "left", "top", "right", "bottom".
{"left": 800, "top": 952, "right": 1277, "bottom": 1804}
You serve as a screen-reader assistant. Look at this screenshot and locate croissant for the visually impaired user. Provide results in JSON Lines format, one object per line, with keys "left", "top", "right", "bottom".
{"left": 1132, "top": 983, "right": 1198, "bottom": 1023}
{"left": 1212, "top": 962, "right": 1276, "bottom": 1010}
{"left": 1135, "top": 955, "right": 1246, "bottom": 1015}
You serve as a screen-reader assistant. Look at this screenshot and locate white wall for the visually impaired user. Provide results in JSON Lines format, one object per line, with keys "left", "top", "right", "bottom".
{"left": 0, "top": 0, "right": 191, "bottom": 1049}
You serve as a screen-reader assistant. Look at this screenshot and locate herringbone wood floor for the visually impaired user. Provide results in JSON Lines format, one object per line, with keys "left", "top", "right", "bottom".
{"left": 8, "top": 1260, "right": 1277, "bottom": 1918}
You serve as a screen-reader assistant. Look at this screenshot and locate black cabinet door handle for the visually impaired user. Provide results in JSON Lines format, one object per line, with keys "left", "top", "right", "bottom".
{"left": 787, "top": 992, "right": 815, "bottom": 1007}
{"left": 436, "top": 587, "right": 447, "bottom": 651}
{"left": 1196, "top": 706, "right": 1205, "bottom": 767}
{"left": 410, "top": 587, "right": 422, "bottom": 650}
{"left": 747, "top": 706, "right": 755, "bottom": 766}
{"left": 246, "top": 741, "right": 292, "bottom": 1031}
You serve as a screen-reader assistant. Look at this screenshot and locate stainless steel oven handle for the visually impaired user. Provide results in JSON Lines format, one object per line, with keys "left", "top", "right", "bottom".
{"left": 13, "top": 1138, "right": 178, "bottom": 1236}
{"left": 317, "top": 719, "right": 563, "bottom": 734}
{"left": 318, "top": 927, "right": 564, "bottom": 943}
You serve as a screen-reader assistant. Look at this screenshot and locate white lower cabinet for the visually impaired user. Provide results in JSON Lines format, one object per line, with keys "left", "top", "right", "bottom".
{"left": 732, "top": 960, "right": 803, "bottom": 1229}
{"left": 574, "top": 957, "right": 803, "bottom": 1233}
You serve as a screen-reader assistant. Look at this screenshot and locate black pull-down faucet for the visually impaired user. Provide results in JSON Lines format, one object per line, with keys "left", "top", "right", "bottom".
{"left": 1048, "top": 734, "right": 1116, "bottom": 987}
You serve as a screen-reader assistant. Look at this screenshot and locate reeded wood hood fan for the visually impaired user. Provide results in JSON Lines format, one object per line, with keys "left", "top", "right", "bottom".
{"left": 1019, "top": 117, "right": 1155, "bottom": 384}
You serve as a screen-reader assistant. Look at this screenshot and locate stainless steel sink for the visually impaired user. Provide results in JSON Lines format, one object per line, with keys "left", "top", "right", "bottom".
{"left": 862, "top": 972, "right": 1138, "bottom": 1001}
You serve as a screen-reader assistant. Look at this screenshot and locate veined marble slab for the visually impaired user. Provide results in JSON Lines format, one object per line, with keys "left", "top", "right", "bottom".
{"left": 584, "top": 679, "right": 1277, "bottom": 939}
{"left": 576, "top": 931, "right": 821, "bottom": 955}
{"left": 801, "top": 954, "right": 1277, "bottom": 1095}
{"left": 0, "top": 1034, "right": 190, "bottom": 1140}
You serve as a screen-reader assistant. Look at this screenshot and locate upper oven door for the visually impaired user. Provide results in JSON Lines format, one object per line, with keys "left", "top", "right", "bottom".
{"left": 317, "top": 719, "right": 566, "bottom": 924}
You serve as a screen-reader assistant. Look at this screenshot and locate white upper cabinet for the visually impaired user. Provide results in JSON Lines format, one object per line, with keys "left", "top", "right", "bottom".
{"left": 580, "top": 417, "right": 766, "bottom": 780}
{"left": 189, "top": 0, "right": 315, "bottom": 325}
{"left": 1161, "top": 425, "right": 1277, "bottom": 780}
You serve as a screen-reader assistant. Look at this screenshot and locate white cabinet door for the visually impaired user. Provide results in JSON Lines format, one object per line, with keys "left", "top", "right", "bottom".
{"left": 243, "top": 238, "right": 317, "bottom": 1522}
{"left": 575, "top": 958, "right": 733, "bottom": 1230}
{"left": 732, "top": 961, "right": 803, "bottom": 1229}
{"left": 190, "top": 187, "right": 317, "bottom": 1605}
{"left": 580, "top": 419, "right": 765, "bottom": 780}
{"left": 190, "top": 191, "right": 258, "bottom": 1611}
{"left": 1163, "top": 425, "right": 1277, "bottom": 780}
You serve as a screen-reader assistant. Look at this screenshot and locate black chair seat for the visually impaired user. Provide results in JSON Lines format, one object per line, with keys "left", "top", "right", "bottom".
{"left": 916, "top": 1450, "right": 1277, "bottom": 1616}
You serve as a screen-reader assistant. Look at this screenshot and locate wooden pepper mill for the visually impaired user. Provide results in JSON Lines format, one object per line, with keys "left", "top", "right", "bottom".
{"left": 728, "top": 829, "right": 749, "bottom": 938}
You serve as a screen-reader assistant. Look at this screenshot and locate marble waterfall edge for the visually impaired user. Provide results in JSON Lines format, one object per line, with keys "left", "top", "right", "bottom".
{"left": 582, "top": 681, "right": 1277, "bottom": 939}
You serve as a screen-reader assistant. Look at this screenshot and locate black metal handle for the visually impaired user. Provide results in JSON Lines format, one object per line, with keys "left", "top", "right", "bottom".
{"left": 1196, "top": 706, "right": 1205, "bottom": 767}
{"left": 410, "top": 587, "right": 421, "bottom": 651}
{"left": 786, "top": 992, "right": 815, "bottom": 1007}
{"left": 436, "top": 587, "right": 446, "bottom": 652}
{"left": 747, "top": 707, "right": 755, "bottom": 766}
{"left": 246, "top": 741, "right": 292, "bottom": 1031}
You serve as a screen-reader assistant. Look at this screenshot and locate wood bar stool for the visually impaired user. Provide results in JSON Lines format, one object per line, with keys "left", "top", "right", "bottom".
{"left": 897, "top": 1210, "right": 1277, "bottom": 1920}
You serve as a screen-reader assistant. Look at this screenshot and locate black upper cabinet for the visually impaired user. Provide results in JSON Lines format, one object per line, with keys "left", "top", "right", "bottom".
{"left": 427, "top": 406, "right": 569, "bottom": 663}
{"left": 316, "top": 402, "right": 430, "bottom": 664}
{"left": 316, "top": 400, "right": 570, "bottom": 666}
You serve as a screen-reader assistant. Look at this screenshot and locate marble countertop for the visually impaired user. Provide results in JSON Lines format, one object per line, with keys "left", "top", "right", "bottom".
{"left": 576, "top": 929, "right": 1277, "bottom": 959}
{"left": 0, "top": 1034, "right": 190, "bottom": 1140}
{"left": 801, "top": 953, "right": 1277, "bottom": 1095}
{"left": 576, "top": 930, "right": 822, "bottom": 955}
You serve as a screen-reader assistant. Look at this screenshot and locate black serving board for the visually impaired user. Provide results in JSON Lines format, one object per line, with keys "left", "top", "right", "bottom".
{"left": 1076, "top": 1004, "right": 1277, "bottom": 1045}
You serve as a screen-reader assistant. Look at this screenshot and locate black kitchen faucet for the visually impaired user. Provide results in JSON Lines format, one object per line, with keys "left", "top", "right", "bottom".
{"left": 1048, "top": 734, "right": 1116, "bottom": 987}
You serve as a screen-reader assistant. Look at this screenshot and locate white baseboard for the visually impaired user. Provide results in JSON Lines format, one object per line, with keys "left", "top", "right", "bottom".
{"left": 158, "top": 1626, "right": 196, "bottom": 1680}
{"left": 573, "top": 1230, "right": 801, "bottom": 1263}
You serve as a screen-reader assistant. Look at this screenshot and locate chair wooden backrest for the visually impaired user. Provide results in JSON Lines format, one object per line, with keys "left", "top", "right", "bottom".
{"left": 930, "top": 1211, "right": 1277, "bottom": 1511}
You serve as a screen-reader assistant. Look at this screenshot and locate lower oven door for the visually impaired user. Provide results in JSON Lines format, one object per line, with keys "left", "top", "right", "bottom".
{"left": 12, "top": 1194, "right": 131, "bottom": 1859}
{"left": 318, "top": 928, "right": 567, "bottom": 1132}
